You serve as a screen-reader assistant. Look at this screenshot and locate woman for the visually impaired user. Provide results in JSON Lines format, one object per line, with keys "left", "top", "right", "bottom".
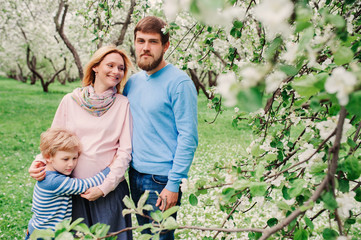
{"left": 28, "top": 45, "right": 133, "bottom": 239}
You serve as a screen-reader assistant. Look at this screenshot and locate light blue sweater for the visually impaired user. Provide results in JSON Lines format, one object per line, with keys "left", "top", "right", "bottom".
{"left": 124, "top": 64, "right": 198, "bottom": 192}
{"left": 27, "top": 168, "right": 110, "bottom": 236}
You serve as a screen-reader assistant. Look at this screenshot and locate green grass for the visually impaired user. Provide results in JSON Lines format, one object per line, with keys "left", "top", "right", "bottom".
{"left": 0, "top": 77, "right": 249, "bottom": 239}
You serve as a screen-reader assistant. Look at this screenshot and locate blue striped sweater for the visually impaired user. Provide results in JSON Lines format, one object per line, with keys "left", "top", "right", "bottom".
{"left": 27, "top": 168, "right": 110, "bottom": 235}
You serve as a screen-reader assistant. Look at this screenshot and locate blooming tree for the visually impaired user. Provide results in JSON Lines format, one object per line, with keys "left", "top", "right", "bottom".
{"left": 2, "top": 0, "right": 361, "bottom": 239}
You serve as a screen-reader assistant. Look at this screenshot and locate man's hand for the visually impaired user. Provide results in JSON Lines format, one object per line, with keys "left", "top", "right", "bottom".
{"left": 80, "top": 187, "right": 104, "bottom": 201}
{"left": 156, "top": 188, "right": 179, "bottom": 211}
{"left": 29, "top": 161, "right": 46, "bottom": 181}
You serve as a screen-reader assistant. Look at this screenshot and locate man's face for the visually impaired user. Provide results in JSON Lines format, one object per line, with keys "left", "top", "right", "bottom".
{"left": 135, "top": 31, "right": 169, "bottom": 72}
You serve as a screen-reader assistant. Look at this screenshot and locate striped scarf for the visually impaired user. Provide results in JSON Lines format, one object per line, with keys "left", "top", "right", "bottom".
{"left": 71, "top": 85, "right": 116, "bottom": 117}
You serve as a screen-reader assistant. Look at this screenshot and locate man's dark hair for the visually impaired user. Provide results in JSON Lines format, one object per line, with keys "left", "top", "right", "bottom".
{"left": 134, "top": 16, "right": 169, "bottom": 45}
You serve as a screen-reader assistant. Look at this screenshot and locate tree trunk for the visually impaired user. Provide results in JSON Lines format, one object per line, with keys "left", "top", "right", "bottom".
{"left": 113, "top": 0, "right": 136, "bottom": 46}
{"left": 54, "top": 0, "right": 83, "bottom": 80}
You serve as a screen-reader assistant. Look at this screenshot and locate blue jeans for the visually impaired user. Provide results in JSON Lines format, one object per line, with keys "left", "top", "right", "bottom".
{"left": 129, "top": 167, "right": 182, "bottom": 240}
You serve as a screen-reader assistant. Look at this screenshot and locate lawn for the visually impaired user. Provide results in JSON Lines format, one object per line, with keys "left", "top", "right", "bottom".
{"left": 0, "top": 77, "right": 249, "bottom": 239}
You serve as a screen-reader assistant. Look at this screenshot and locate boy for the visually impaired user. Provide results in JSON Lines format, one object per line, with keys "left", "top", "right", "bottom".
{"left": 26, "top": 128, "right": 110, "bottom": 239}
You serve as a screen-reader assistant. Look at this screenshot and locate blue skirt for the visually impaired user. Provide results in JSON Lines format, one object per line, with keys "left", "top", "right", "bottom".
{"left": 72, "top": 179, "right": 132, "bottom": 240}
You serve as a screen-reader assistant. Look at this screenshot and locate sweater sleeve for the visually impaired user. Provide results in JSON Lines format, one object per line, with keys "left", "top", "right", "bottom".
{"left": 166, "top": 80, "right": 198, "bottom": 192}
{"left": 54, "top": 167, "right": 110, "bottom": 195}
{"left": 97, "top": 101, "right": 132, "bottom": 196}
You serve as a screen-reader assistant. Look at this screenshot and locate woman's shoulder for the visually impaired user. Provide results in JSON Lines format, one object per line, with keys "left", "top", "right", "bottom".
{"left": 115, "top": 93, "right": 129, "bottom": 103}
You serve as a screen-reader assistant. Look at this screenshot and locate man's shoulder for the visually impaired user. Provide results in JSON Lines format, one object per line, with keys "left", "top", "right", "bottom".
{"left": 163, "top": 64, "right": 191, "bottom": 83}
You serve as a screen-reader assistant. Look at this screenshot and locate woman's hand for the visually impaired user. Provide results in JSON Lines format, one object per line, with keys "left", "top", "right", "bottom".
{"left": 29, "top": 161, "right": 46, "bottom": 181}
{"left": 80, "top": 187, "right": 104, "bottom": 201}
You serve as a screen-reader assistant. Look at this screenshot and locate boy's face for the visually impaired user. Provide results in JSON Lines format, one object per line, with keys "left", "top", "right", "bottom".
{"left": 47, "top": 149, "right": 79, "bottom": 175}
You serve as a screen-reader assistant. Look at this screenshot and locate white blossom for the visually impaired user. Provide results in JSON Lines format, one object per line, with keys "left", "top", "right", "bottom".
{"left": 234, "top": 107, "right": 239, "bottom": 113}
{"left": 240, "top": 66, "right": 264, "bottom": 88}
{"left": 216, "top": 72, "right": 239, "bottom": 106}
{"left": 325, "top": 67, "right": 357, "bottom": 105}
{"left": 253, "top": 0, "right": 294, "bottom": 40}
{"left": 336, "top": 191, "right": 356, "bottom": 219}
{"left": 316, "top": 116, "right": 352, "bottom": 143}
{"left": 265, "top": 71, "right": 287, "bottom": 93}
{"left": 281, "top": 41, "right": 298, "bottom": 64}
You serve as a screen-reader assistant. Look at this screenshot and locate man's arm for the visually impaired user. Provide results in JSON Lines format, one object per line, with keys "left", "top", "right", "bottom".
{"left": 158, "top": 79, "right": 198, "bottom": 210}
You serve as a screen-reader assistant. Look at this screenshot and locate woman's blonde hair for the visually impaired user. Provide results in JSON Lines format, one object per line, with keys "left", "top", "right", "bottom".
{"left": 40, "top": 128, "right": 81, "bottom": 158}
{"left": 82, "top": 45, "right": 132, "bottom": 93}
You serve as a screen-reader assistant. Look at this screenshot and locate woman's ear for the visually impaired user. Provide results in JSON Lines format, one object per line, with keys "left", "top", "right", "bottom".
{"left": 92, "top": 66, "right": 98, "bottom": 73}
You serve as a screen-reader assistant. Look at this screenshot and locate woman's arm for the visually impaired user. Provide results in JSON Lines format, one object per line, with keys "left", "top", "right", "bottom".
{"left": 96, "top": 100, "right": 132, "bottom": 197}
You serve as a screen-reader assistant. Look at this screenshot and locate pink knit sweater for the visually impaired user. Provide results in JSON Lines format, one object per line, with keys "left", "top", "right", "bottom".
{"left": 36, "top": 93, "right": 132, "bottom": 196}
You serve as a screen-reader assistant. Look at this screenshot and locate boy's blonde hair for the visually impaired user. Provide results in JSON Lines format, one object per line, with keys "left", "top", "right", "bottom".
{"left": 40, "top": 128, "right": 81, "bottom": 158}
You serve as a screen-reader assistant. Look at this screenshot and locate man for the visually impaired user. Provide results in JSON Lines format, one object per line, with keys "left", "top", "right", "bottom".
{"left": 123, "top": 16, "right": 198, "bottom": 239}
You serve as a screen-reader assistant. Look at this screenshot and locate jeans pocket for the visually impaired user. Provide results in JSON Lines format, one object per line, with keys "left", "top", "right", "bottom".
{"left": 151, "top": 174, "right": 168, "bottom": 185}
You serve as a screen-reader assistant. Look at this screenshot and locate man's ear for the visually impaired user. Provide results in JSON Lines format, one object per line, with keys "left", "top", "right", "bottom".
{"left": 163, "top": 41, "right": 170, "bottom": 53}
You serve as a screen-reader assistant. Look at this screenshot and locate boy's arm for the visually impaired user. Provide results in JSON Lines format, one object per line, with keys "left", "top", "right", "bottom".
{"left": 55, "top": 167, "right": 110, "bottom": 195}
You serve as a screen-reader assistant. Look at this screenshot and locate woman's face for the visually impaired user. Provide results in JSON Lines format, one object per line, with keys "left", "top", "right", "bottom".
{"left": 92, "top": 52, "right": 125, "bottom": 93}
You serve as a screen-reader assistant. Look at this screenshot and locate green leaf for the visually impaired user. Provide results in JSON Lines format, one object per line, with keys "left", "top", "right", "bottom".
{"left": 236, "top": 87, "right": 263, "bottom": 112}
{"left": 123, "top": 195, "right": 136, "bottom": 209}
{"left": 30, "top": 229, "right": 54, "bottom": 240}
{"left": 355, "top": 188, "right": 361, "bottom": 202}
{"left": 189, "top": 193, "right": 198, "bottom": 206}
{"left": 122, "top": 208, "right": 135, "bottom": 216}
{"left": 163, "top": 216, "right": 179, "bottom": 230}
{"left": 233, "top": 20, "right": 243, "bottom": 29}
{"left": 347, "top": 138, "right": 357, "bottom": 148}
{"left": 249, "top": 182, "right": 268, "bottom": 197}
{"left": 295, "top": 22, "right": 312, "bottom": 33}
{"left": 322, "top": 228, "right": 339, "bottom": 240}
{"left": 73, "top": 223, "right": 91, "bottom": 235}
{"left": 265, "top": 37, "right": 282, "bottom": 60}
{"left": 68, "top": 218, "right": 84, "bottom": 231}
{"left": 309, "top": 163, "right": 328, "bottom": 174}
{"left": 267, "top": 218, "right": 278, "bottom": 227}
{"left": 327, "top": 14, "right": 346, "bottom": 29}
{"left": 322, "top": 191, "right": 338, "bottom": 210}
{"left": 299, "top": 27, "right": 314, "bottom": 50}
{"left": 342, "top": 157, "right": 361, "bottom": 180}
{"left": 338, "top": 178, "right": 350, "bottom": 193}
{"left": 280, "top": 64, "right": 299, "bottom": 76}
{"left": 255, "top": 164, "right": 265, "bottom": 180}
{"left": 138, "top": 234, "right": 153, "bottom": 240}
{"left": 289, "top": 179, "right": 306, "bottom": 198}
{"left": 190, "top": 0, "right": 200, "bottom": 15}
{"left": 304, "top": 217, "right": 314, "bottom": 230}
{"left": 333, "top": 46, "right": 354, "bottom": 65}
{"left": 346, "top": 91, "right": 361, "bottom": 117}
{"left": 136, "top": 223, "right": 153, "bottom": 233}
{"left": 56, "top": 232, "right": 74, "bottom": 240}
{"left": 151, "top": 210, "right": 163, "bottom": 222}
{"left": 294, "top": 228, "right": 309, "bottom": 240}
{"left": 291, "top": 75, "right": 319, "bottom": 98}
{"left": 162, "top": 206, "right": 180, "bottom": 219}
{"left": 137, "top": 190, "right": 150, "bottom": 209}
{"left": 276, "top": 201, "right": 292, "bottom": 211}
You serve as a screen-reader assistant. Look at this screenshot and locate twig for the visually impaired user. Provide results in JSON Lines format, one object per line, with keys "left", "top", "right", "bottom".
{"left": 259, "top": 107, "right": 347, "bottom": 239}
{"left": 266, "top": 129, "right": 336, "bottom": 179}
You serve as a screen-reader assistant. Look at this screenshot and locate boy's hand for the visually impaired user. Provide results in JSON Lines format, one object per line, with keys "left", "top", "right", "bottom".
{"left": 80, "top": 187, "right": 104, "bottom": 201}
{"left": 29, "top": 161, "right": 46, "bottom": 181}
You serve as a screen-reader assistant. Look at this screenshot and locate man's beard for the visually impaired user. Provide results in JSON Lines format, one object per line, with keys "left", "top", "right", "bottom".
{"left": 137, "top": 51, "right": 164, "bottom": 72}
